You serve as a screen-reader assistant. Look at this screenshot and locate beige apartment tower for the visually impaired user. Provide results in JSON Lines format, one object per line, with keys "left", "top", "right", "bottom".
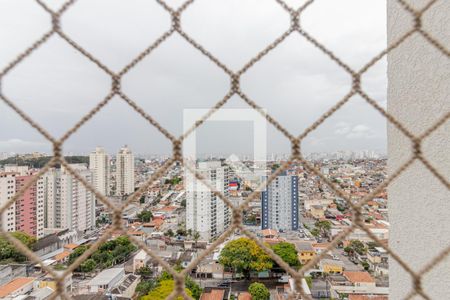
{"left": 115, "top": 145, "right": 135, "bottom": 196}
{"left": 89, "top": 147, "right": 110, "bottom": 196}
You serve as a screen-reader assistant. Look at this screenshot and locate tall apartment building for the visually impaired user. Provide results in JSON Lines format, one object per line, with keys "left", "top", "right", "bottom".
{"left": 89, "top": 147, "right": 110, "bottom": 196}
{"left": 4, "top": 165, "right": 30, "bottom": 176}
{"left": 261, "top": 173, "right": 299, "bottom": 231}
{"left": 115, "top": 146, "right": 135, "bottom": 196}
{"left": 15, "top": 174, "right": 45, "bottom": 238}
{"left": 0, "top": 173, "right": 17, "bottom": 232}
{"left": 44, "top": 164, "right": 95, "bottom": 233}
{"left": 186, "top": 161, "right": 231, "bottom": 240}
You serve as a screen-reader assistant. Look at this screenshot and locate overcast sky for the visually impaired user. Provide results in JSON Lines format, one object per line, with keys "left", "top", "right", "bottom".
{"left": 0, "top": 0, "right": 387, "bottom": 156}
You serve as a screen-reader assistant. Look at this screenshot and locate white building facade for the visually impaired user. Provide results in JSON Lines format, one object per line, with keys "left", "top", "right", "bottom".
{"left": 89, "top": 147, "right": 110, "bottom": 196}
{"left": 261, "top": 173, "right": 299, "bottom": 231}
{"left": 44, "top": 164, "right": 95, "bottom": 233}
{"left": 186, "top": 161, "right": 231, "bottom": 240}
{"left": 0, "top": 172, "right": 17, "bottom": 232}
{"left": 115, "top": 146, "right": 135, "bottom": 196}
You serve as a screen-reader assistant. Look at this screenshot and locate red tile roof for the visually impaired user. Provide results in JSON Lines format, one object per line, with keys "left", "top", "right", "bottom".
{"left": 343, "top": 271, "right": 375, "bottom": 283}
{"left": 200, "top": 289, "right": 225, "bottom": 300}
{"left": 238, "top": 292, "right": 252, "bottom": 300}
{"left": 0, "top": 277, "right": 35, "bottom": 297}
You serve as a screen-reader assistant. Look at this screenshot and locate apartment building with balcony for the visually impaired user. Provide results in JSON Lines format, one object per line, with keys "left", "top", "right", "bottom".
{"left": 261, "top": 172, "right": 299, "bottom": 231}
{"left": 89, "top": 146, "right": 110, "bottom": 196}
{"left": 15, "top": 173, "right": 45, "bottom": 238}
{"left": 0, "top": 172, "right": 17, "bottom": 232}
{"left": 43, "top": 164, "right": 95, "bottom": 234}
{"left": 186, "top": 161, "right": 231, "bottom": 241}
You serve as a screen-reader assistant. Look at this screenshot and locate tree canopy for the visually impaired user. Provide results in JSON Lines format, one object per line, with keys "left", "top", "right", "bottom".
{"left": 344, "top": 240, "right": 367, "bottom": 258}
{"left": 271, "top": 242, "right": 300, "bottom": 268}
{"left": 155, "top": 270, "right": 202, "bottom": 300}
{"left": 0, "top": 231, "right": 36, "bottom": 263}
{"left": 219, "top": 238, "right": 273, "bottom": 278}
{"left": 314, "top": 220, "right": 332, "bottom": 238}
{"left": 137, "top": 210, "right": 153, "bottom": 222}
{"left": 141, "top": 280, "right": 192, "bottom": 300}
{"left": 68, "top": 236, "right": 136, "bottom": 271}
{"left": 248, "top": 282, "right": 270, "bottom": 300}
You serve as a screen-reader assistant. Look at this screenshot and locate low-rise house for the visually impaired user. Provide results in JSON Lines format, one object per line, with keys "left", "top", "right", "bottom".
{"left": 312, "top": 243, "right": 330, "bottom": 255}
{"left": 0, "top": 265, "right": 27, "bottom": 287}
{"left": 133, "top": 250, "right": 149, "bottom": 273}
{"left": 295, "top": 242, "right": 316, "bottom": 265}
{"left": 0, "top": 277, "right": 36, "bottom": 299}
{"left": 109, "top": 274, "right": 140, "bottom": 298}
{"left": 195, "top": 259, "right": 224, "bottom": 279}
{"left": 237, "top": 292, "right": 252, "bottom": 300}
{"left": 367, "top": 247, "right": 388, "bottom": 266}
{"left": 329, "top": 271, "right": 388, "bottom": 297}
{"left": 88, "top": 268, "right": 125, "bottom": 293}
{"left": 319, "top": 259, "right": 344, "bottom": 274}
{"left": 38, "top": 272, "right": 72, "bottom": 293}
{"left": 53, "top": 250, "right": 71, "bottom": 264}
{"left": 310, "top": 205, "right": 325, "bottom": 219}
{"left": 25, "top": 286, "right": 55, "bottom": 300}
{"left": 200, "top": 287, "right": 229, "bottom": 300}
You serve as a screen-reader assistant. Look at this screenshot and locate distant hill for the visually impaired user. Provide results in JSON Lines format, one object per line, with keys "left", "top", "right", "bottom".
{"left": 0, "top": 156, "right": 89, "bottom": 169}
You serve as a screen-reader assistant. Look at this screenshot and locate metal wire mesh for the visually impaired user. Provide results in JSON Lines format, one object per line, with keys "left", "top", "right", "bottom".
{"left": 0, "top": 0, "right": 449, "bottom": 299}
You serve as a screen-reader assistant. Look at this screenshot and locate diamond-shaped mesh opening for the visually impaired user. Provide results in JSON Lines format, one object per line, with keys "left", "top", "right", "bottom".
{"left": 0, "top": 0, "right": 448, "bottom": 299}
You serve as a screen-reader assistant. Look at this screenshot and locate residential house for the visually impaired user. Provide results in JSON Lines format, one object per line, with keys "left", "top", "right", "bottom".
{"left": 310, "top": 205, "right": 325, "bottom": 219}
{"left": 320, "top": 259, "right": 345, "bottom": 274}
{"left": 200, "top": 287, "right": 229, "bottom": 300}
{"left": 329, "top": 271, "right": 388, "bottom": 297}
{"left": 133, "top": 250, "right": 150, "bottom": 273}
{"left": 295, "top": 242, "right": 316, "bottom": 265}
{"left": 0, "top": 277, "right": 36, "bottom": 299}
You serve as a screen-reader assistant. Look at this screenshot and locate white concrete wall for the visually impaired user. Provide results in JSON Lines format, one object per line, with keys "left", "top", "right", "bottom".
{"left": 388, "top": 0, "right": 450, "bottom": 298}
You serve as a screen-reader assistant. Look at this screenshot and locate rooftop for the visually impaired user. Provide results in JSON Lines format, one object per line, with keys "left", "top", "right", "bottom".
{"left": 89, "top": 268, "right": 124, "bottom": 286}
{"left": 200, "top": 289, "right": 225, "bottom": 300}
{"left": 294, "top": 241, "right": 314, "bottom": 251}
{"left": 0, "top": 277, "right": 35, "bottom": 298}
{"left": 343, "top": 271, "right": 375, "bottom": 283}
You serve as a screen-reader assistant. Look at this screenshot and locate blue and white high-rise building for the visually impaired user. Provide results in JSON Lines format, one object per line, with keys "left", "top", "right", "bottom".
{"left": 261, "top": 173, "right": 299, "bottom": 231}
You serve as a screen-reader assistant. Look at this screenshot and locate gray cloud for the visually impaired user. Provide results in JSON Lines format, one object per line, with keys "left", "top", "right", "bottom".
{"left": 0, "top": 0, "right": 387, "bottom": 155}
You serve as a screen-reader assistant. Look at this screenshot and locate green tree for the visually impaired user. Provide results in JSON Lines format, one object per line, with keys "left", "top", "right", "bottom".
{"left": 137, "top": 210, "right": 153, "bottom": 222}
{"left": 136, "top": 281, "right": 156, "bottom": 296}
{"left": 136, "top": 266, "right": 153, "bottom": 278}
{"left": 68, "top": 245, "right": 88, "bottom": 265}
{"left": 310, "top": 228, "right": 320, "bottom": 237}
{"left": 219, "top": 238, "right": 273, "bottom": 279}
{"left": 165, "top": 229, "right": 175, "bottom": 237}
{"left": 350, "top": 240, "right": 366, "bottom": 255}
{"left": 141, "top": 280, "right": 192, "bottom": 300}
{"left": 193, "top": 231, "right": 200, "bottom": 245}
{"left": 314, "top": 220, "right": 332, "bottom": 238}
{"left": 271, "top": 242, "right": 300, "bottom": 268}
{"left": 80, "top": 258, "right": 96, "bottom": 273}
{"left": 344, "top": 246, "right": 354, "bottom": 256}
{"left": 176, "top": 228, "right": 186, "bottom": 236}
{"left": 248, "top": 282, "right": 270, "bottom": 300}
{"left": 185, "top": 276, "right": 202, "bottom": 300}
{"left": 0, "top": 232, "right": 36, "bottom": 263}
